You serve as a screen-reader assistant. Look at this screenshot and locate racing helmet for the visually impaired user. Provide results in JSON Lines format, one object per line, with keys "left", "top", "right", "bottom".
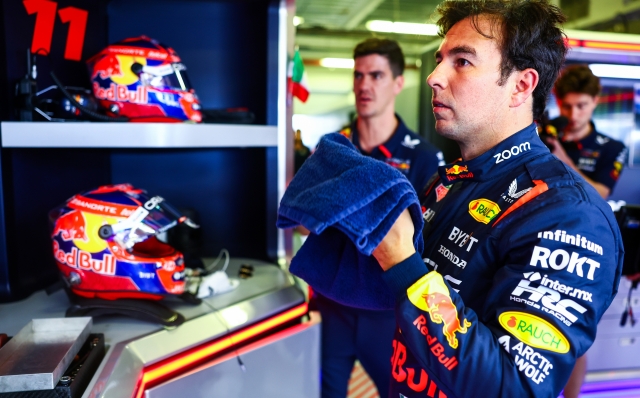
{"left": 87, "top": 36, "right": 202, "bottom": 122}
{"left": 49, "top": 184, "right": 198, "bottom": 300}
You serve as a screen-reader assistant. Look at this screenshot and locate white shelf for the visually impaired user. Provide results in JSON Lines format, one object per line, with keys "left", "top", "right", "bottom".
{"left": 0, "top": 122, "right": 278, "bottom": 148}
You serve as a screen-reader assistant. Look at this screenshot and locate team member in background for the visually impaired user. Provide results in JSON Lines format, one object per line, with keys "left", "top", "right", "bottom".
{"left": 546, "top": 65, "right": 628, "bottom": 397}
{"left": 316, "top": 38, "right": 444, "bottom": 397}
{"left": 369, "top": 1, "right": 623, "bottom": 397}
{"left": 546, "top": 65, "right": 628, "bottom": 200}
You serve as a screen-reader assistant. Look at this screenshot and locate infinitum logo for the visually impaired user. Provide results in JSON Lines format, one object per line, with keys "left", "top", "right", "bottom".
{"left": 537, "top": 230, "right": 603, "bottom": 255}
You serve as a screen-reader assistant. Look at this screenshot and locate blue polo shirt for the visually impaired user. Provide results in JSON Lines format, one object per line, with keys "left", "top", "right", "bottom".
{"left": 339, "top": 115, "right": 444, "bottom": 193}
{"left": 561, "top": 122, "right": 627, "bottom": 191}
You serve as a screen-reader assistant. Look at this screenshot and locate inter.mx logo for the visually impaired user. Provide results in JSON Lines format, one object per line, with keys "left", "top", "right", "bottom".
{"left": 510, "top": 272, "right": 587, "bottom": 327}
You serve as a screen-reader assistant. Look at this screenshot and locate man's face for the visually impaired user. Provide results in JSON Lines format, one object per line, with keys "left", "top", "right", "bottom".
{"left": 427, "top": 16, "right": 513, "bottom": 141}
{"left": 556, "top": 93, "right": 598, "bottom": 135}
{"left": 353, "top": 54, "right": 403, "bottom": 118}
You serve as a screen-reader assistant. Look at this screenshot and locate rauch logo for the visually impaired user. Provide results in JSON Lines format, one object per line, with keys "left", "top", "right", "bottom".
{"left": 468, "top": 199, "right": 501, "bottom": 224}
{"left": 499, "top": 311, "right": 569, "bottom": 353}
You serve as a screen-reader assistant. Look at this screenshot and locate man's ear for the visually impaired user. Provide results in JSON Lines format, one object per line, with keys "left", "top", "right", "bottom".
{"left": 510, "top": 68, "right": 539, "bottom": 108}
{"left": 394, "top": 74, "right": 405, "bottom": 95}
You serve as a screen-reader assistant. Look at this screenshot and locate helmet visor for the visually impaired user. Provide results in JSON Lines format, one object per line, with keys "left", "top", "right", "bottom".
{"left": 143, "top": 63, "right": 193, "bottom": 92}
{"left": 113, "top": 197, "right": 188, "bottom": 249}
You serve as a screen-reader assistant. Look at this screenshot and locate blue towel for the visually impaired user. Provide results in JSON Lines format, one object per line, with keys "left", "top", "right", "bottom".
{"left": 277, "top": 133, "right": 424, "bottom": 310}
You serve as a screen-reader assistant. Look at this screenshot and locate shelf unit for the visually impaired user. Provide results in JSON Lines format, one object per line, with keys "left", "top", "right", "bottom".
{"left": 0, "top": 0, "right": 295, "bottom": 302}
{"left": 0, "top": 122, "right": 278, "bottom": 148}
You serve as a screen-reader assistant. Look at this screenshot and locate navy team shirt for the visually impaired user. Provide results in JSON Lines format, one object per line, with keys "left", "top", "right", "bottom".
{"left": 340, "top": 115, "right": 444, "bottom": 193}
{"left": 561, "top": 122, "right": 627, "bottom": 191}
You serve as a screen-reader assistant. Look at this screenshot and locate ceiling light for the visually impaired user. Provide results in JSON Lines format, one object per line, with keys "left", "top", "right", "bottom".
{"left": 589, "top": 63, "right": 640, "bottom": 79}
{"left": 319, "top": 58, "right": 354, "bottom": 69}
{"left": 366, "top": 20, "right": 438, "bottom": 36}
{"left": 293, "top": 16, "right": 304, "bottom": 26}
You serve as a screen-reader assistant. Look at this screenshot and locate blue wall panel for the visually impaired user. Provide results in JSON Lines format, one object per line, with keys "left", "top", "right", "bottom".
{"left": 107, "top": 0, "right": 270, "bottom": 124}
{"left": 110, "top": 148, "right": 268, "bottom": 260}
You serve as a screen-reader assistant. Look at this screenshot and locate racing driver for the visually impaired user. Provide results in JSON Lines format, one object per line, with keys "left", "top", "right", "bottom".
{"left": 371, "top": 1, "right": 624, "bottom": 397}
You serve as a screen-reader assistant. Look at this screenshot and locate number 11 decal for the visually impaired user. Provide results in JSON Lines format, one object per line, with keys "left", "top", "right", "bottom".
{"left": 23, "top": 0, "right": 88, "bottom": 61}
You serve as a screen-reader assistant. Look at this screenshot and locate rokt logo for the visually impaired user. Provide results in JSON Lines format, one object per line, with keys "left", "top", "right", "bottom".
{"left": 530, "top": 246, "right": 600, "bottom": 280}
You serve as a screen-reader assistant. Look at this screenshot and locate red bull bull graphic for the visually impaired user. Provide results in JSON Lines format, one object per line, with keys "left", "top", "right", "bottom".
{"left": 444, "top": 164, "right": 474, "bottom": 181}
{"left": 445, "top": 165, "right": 469, "bottom": 175}
{"left": 52, "top": 210, "right": 87, "bottom": 241}
{"left": 407, "top": 272, "right": 471, "bottom": 350}
{"left": 91, "top": 53, "right": 122, "bottom": 80}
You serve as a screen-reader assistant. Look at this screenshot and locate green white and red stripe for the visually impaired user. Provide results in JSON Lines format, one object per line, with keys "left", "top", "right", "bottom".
{"left": 289, "top": 50, "right": 309, "bottom": 103}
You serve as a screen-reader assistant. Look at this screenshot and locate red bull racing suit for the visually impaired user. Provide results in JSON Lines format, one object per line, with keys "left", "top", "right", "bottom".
{"left": 381, "top": 123, "right": 624, "bottom": 397}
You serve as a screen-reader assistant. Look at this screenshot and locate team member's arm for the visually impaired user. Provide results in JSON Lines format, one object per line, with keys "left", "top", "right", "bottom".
{"left": 374, "top": 200, "right": 622, "bottom": 397}
{"left": 590, "top": 143, "right": 627, "bottom": 196}
{"left": 544, "top": 137, "right": 610, "bottom": 198}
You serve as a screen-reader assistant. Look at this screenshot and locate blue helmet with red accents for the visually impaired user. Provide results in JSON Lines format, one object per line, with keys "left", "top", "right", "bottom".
{"left": 49, "top": 184, "right": 198, "bottom": 300}
{"left": 87, "top": 36, "right": 202, "bottom": 122}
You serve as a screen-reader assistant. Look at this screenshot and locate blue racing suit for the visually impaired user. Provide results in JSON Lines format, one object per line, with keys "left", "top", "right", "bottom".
{"left": 382, "top": 123, "right": 624, "bottom": 397}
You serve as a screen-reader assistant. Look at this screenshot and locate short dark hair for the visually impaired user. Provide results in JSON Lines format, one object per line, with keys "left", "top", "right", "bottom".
{"left": 353, "top": 38, "right": 405, "bottom": 77}
{"left": 554, "top": 65, "right": 601, "bottom": 99}
{"left": 435, "top": 0, "right": 567, "bottom": 119}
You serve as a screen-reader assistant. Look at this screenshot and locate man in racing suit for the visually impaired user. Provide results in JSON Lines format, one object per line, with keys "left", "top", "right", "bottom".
{"left": 371, "top": 1, "right": 624, "bottom": 397}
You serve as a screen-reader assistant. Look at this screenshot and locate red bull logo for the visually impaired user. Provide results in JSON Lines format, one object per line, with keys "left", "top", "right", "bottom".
{"left": 93, "top": 83, "right": 148, "bottom": 104}
{"left": 391, "top": 339, "right": 450, "bottom": 395}
{"left": 422, "top": 292, "right": 471, "bottom": 349}
{"left": 407, "top": 272, "right": 471, "bottom": 350}
{"left": 53, "top": 210, "right": 87, "bottom": 241}
{"left": 53, "top": 240, "right": 116, "bottom": 275}
{"left": 92, "top": 54, "right": 122, "bottom": 79}
{"left": 387, "top": 160, "right": 410, "bottom": 170}
{"left": 445, "top": 165, "right": 469, "bottom": 175}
